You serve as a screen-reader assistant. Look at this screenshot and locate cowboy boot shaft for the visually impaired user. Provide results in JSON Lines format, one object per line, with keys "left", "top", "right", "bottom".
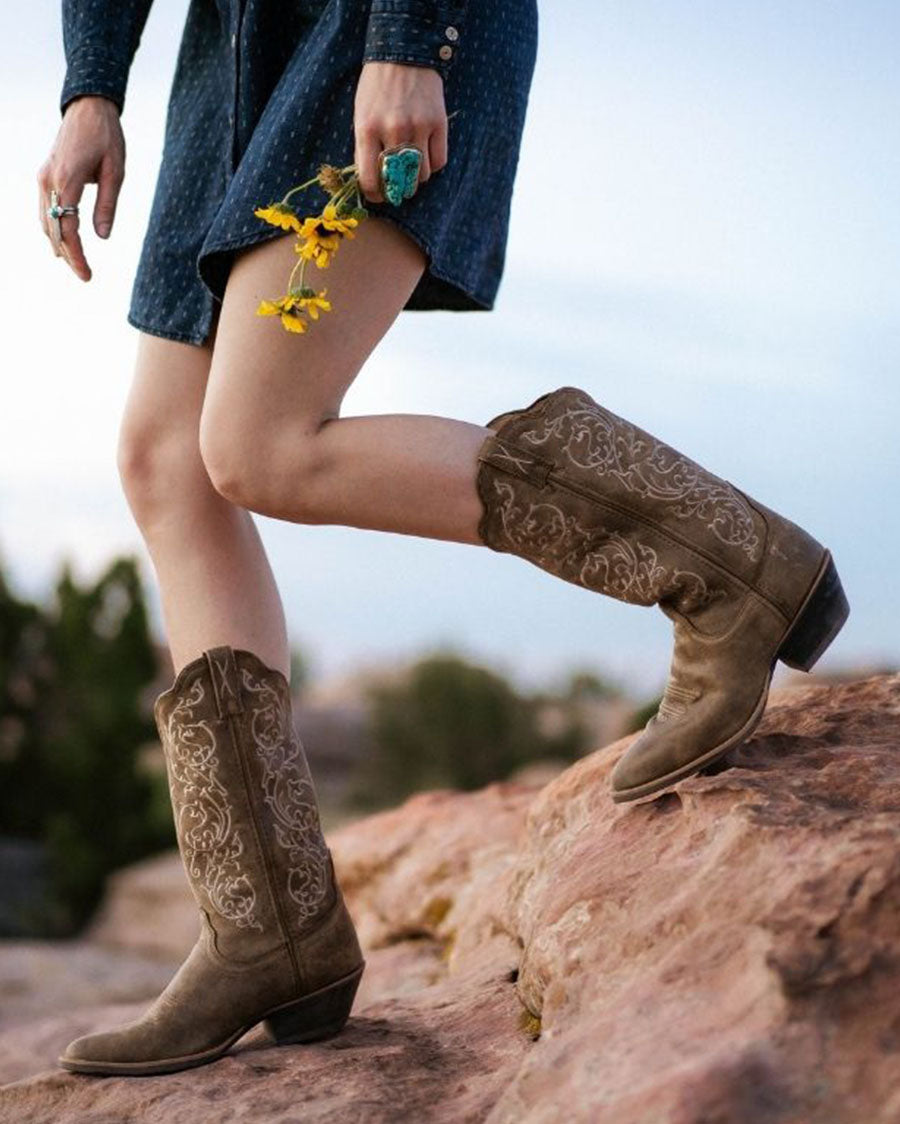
{"left": 476, "top": 386, "right": 827, "bottom": 631}
{"left": 475, "top": 456, "right": 742, "bottom": 628}
{"left": 478, "top": 387, "right": 766, "bottom": 571}
{"left": 153, "top": 646, "right": 337, "bottom": 965}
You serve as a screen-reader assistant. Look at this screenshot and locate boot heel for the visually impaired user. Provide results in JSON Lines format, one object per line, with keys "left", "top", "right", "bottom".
{"left": 264, "top": 964, "right": 364, "bottom": 1045}
{"left": 778, "top": 553, "right": 849, "bottom": 672}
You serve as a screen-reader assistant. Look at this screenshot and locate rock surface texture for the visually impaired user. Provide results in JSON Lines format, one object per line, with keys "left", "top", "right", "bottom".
{"left": 1, "top": 675, "right": 899, "bottom": 1123}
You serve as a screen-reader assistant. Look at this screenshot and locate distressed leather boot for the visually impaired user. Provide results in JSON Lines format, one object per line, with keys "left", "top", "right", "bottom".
{"left": 59, "top": 645, "right": 365, "bottom": 1075}
{"left": 475, "top": 386, "right": 848, "bottom": 803}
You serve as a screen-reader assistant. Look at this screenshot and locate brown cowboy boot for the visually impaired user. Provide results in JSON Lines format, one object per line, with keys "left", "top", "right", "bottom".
{"left": 474, "top": 386, "right": 848, "bottom": 803}
{"left": 59, "top": 645, "right": 365, "bottom": 1075}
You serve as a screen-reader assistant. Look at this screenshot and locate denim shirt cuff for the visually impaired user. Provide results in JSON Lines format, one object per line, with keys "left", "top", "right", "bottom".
{"left": 60, "top": 49, "right": 128, "bottom": 116}
{"left": 363, "top": 0, "right": 467, "bottom": 79}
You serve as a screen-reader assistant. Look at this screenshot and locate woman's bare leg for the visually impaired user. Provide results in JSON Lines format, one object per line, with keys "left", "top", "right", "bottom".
{"left": 199, "top": 218, "right": 494, "bottom": 543}
{"left": 117, "top": 331, "right": 291, "bottom": 678}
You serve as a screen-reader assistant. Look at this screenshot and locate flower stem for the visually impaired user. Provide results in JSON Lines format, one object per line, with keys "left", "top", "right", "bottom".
{"left": 288, "top": 253, "right": 305, "bottom": 293}
{"left": 281, "top": 176, "right": 321, "bottom": 203}
{"left": 329, "top": 179, "right": 357, "bottom": 214}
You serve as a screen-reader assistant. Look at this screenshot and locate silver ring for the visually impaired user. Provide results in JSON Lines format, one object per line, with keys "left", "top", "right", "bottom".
{"left": 47, "top": 188, "right": 79, "bottom": 247}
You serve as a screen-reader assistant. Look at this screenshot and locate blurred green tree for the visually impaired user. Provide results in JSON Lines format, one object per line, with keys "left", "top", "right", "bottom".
{"left": 0, "top": 555, "right": 173, "bottom": 935}
{"left": 352, "top": 650, "right": 591, "bottom": 808}
{"left": 289, "top": 644, "right": 313, "bottom": 696}
{"left": 561, "top": 669, "right": 620, "bottom": 701}
{"left": 623, "top": 695, "right": 664, "bottom": 734}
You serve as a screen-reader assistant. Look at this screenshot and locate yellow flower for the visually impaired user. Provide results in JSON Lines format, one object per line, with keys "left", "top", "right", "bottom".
{"left": 256, "top": 294, "right": 307, "bottom": 332}
{"left": 257, "top": 297, "right": 291, "bottom": 314}
{"left": 251, "top": 171, "right": 369, "bottom": 332}
{"left": 320, "top": 204, "right": 359, "bottom": 238}
{"left": 295, "top": 289, "right": 332, "bottom": 321}
{"left": 295, "top": 222, "right": 342, "bottom": 268}
{"left": 253, "top": 202, "right": 302, "bottom": 234}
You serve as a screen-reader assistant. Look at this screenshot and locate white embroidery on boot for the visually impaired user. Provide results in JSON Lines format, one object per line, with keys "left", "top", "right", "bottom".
{"left": 519, "top": 392, "right": 761, "bottom": 562}
{"left": 656, "top": 680, "right": 702, "bottom": 722}
{"left": 241, "top": 669, "right": 331, "bottom": 929}
{"left": 162, "top": 678, "right": 262, "bottom": 932}
{"left": 490, "top": 479, "right": 715, "bottom": 612}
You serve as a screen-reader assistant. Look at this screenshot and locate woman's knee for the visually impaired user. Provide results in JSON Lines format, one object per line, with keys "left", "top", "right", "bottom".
{"left": 116, "top": 412, "right": 213, "bottom": 528}
{"left": 118, "top": 332, "right": 219, "bottom": 528}
{"left": 197, "top": 392, "right": 331, "bottom": 518}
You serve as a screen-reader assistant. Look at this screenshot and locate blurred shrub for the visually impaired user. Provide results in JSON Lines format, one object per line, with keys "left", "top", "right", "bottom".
{"left": 350, "top": 651, "right": 592, "bottom": 809}
{"left": 0, "top": 555, "right": 173, "bottom": 936}
{"left": 623, "top": 694, "right": 663, "bottom": 734}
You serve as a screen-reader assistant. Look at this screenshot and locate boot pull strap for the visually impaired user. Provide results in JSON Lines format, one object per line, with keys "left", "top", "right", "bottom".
{"left": 477, "top": 434, "right": 553, "bottom": 488}
{"left": 204, "top": 646, "right": 245, "bottom": 717}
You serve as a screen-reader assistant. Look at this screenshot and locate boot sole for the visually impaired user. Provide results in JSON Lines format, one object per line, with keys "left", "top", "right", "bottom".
{"left": 57, "top": 962, "right": 365, "bottom": 1077}
{"left": 611, "top": 551, "right": 849, "bottom": 804}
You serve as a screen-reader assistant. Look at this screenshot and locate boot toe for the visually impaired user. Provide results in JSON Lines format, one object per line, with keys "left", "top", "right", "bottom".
{"left": 610, "top": 738, "right": 662, "bottom": 797}
{"left": 611, "top": 710, "right": 721, "bottom": 799}
{"left": 610, "top": 715, "right": 679, "bottom": 793}
{"left": 611, "top": 683, "right": 770, "bottom": 801}
{"left": 60, "top": 1027, "right": 137, "bottom": 1068}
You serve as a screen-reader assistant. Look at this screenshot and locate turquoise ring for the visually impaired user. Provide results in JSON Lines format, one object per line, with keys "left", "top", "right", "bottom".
{"left": 378, "top": 144, "right": 423, "bottom": 206}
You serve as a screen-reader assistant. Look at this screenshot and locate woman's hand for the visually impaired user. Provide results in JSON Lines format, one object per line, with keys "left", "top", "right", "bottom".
{"left": 37, "top": 95, "right": 126, "bottom": 281}
{"left": 353, "top": 62, "right": 447, "bottom": 204}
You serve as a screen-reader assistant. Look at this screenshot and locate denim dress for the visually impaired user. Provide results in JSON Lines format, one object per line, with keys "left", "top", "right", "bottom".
{"left": 59, "top": 0, "right": 539, "bottom": 346}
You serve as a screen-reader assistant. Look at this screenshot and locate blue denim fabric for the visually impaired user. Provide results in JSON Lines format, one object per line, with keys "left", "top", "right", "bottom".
{"left": 59, "top": 0, "right": 538, "bottom": 345}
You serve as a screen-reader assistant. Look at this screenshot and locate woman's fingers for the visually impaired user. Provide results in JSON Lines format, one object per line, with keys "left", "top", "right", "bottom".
{"left": 354, "top": 122, "right": 384, "bottom": 204}
{"left": 37, "top": 165, "right": 87, "bottom": 275}
{"left": 353, "top": 61, "right": 448, "bottom": 204}
{"left": 37, "top": 161, "right": 62, "bottom": 256}
{"left": 38, "top": 164, "right": 92, "bottom": 279}
{"left": 38, "top": 182, "right": 58, "bottom": 256}
{"left": 93, "top": 152, "right": 125, "bottom": 239}
{"left": 414, "top": 129, "right": 432, "bottom": 183}
{"left": 55, "top": 173, "right": 91, "bottom": 281}
{"left": 428, "top": 118, "right": 448, "bottom": 177}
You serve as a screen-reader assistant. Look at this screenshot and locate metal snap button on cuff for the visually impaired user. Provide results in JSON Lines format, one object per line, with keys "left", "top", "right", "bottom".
{"left": 438, "top": 44, "right": 453, "bottom": 60}
{"left": 445, "top": 26, "right": 459, "bottom": 41}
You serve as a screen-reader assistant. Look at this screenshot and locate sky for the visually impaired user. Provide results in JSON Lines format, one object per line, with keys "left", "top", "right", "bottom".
{"left": 1, "top": 1, "right": 898, "bottom": 698}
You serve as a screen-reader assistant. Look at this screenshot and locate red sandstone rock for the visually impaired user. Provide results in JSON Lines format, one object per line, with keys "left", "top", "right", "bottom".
{"left": 85, "top": 851, "right": 197, "bottom": 961}
{"left": 2, "top": 674, "right": 899, "bottom": 1122}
